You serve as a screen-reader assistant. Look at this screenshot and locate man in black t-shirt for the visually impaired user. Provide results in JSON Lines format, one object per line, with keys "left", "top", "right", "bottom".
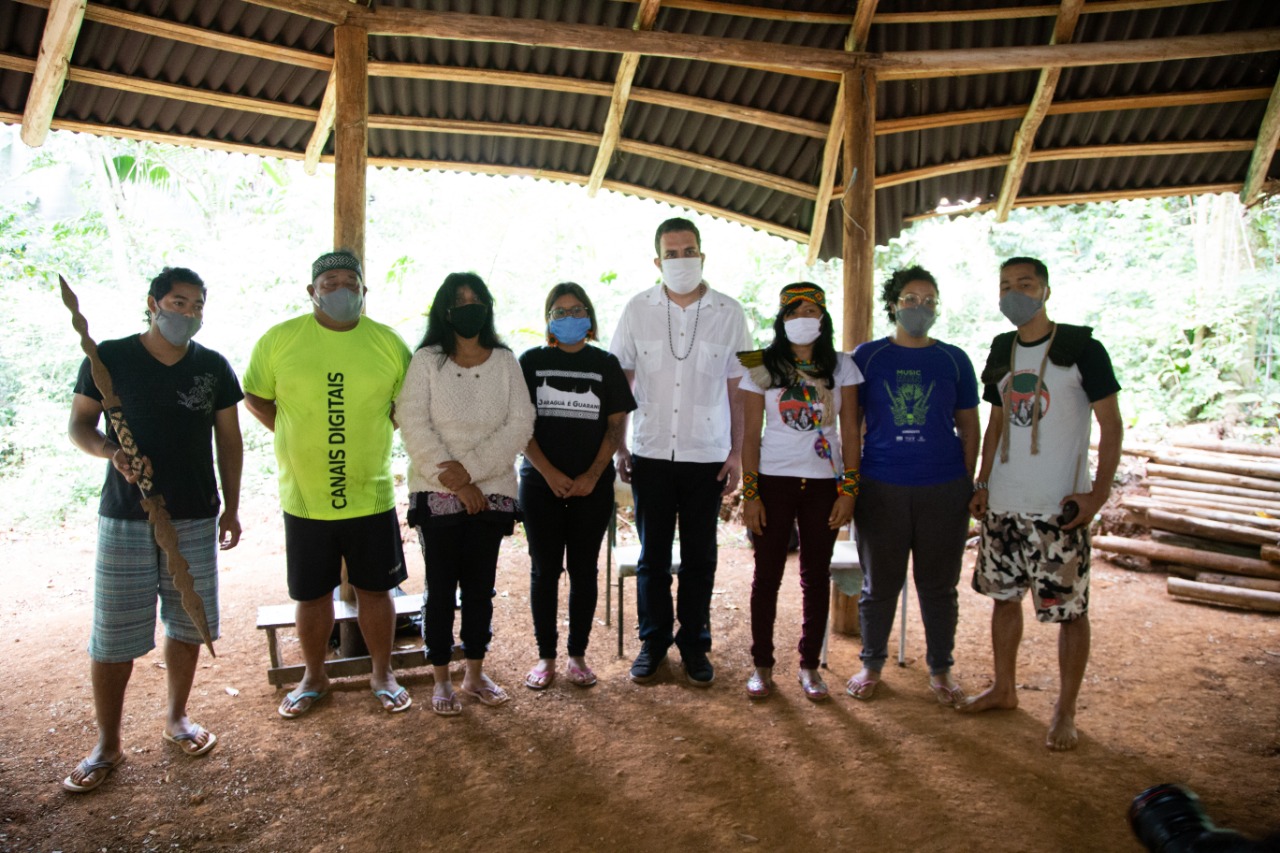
{"left": 62, "top": 267, "right": 243, "bottom": 793}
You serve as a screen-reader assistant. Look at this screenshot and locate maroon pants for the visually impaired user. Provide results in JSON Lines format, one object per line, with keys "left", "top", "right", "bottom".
{"left": 749, "top": 474, "right": 839, "bottom": 669}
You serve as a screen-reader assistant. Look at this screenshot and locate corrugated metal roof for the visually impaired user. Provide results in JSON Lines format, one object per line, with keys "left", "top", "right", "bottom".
{"left": 1, "top": 0, "right": 1277, "bottom": 258}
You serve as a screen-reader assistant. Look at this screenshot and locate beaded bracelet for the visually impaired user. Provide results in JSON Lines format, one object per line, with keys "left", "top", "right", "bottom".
{"left": 742, "top": 470, "right": 761, "bottom": 502}
{"left": 838, "top": 468, "right": 860, "bottom": 498}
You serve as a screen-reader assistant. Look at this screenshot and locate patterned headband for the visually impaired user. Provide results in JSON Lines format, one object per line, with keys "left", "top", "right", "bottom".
{"left": 780, "top": 284, "right": 825, "bottom": 308}
{"left": 312, "top": 251, "right": 362, "bottom": 282}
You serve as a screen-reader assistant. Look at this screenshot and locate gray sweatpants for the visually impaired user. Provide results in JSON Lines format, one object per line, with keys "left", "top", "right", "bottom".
{"left": 853, "top": 475, "right": 972, "bottom": 674}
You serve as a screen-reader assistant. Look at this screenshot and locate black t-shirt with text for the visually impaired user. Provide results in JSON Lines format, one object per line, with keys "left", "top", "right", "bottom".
{"left": 518, "top": 344, "right": 636, "bottom": 484}
{"left": 74, "top": 335, "right": 244, "bottom": 520}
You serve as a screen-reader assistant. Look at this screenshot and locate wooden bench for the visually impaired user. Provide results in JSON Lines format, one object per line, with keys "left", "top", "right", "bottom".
{"left": 256, "top": 594, "right": 459, "bottom": 687}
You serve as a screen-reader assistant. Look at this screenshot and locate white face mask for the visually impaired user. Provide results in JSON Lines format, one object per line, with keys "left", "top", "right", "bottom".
{"left": 784, "top": 317, "right": 822, "bottom": 346}
{"left": 660, "top": 257, "right": 703, "bottom": 295}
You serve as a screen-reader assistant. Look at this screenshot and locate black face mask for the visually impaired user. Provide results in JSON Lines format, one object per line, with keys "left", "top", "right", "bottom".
{"left": 448, "top": 303, "right": 488, "bottom": 339}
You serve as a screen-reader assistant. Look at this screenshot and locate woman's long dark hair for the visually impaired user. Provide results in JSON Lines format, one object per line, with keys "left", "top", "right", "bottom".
{"left": 761, "top": 283, "right": 837, "bottom": 389}
{"left": 417, "top": 272, "right": 509, "bottom": 359}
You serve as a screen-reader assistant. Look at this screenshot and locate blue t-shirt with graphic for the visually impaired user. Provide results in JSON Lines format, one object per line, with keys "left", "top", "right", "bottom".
{"left": 853, "top": 338, "right": 979, "bottom": 486}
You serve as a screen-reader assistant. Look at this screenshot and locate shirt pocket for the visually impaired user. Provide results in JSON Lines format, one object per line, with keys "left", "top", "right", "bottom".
{"left": 695, "top": 341, "right": 733, "bottom": 379}
{"left": 636, "top": 338, "right": 664, "bottom": 374}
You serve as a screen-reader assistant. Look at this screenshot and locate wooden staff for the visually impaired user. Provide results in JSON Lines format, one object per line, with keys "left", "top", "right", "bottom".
{"left": 60, "top": 276, "right": 215, "bottom": 657}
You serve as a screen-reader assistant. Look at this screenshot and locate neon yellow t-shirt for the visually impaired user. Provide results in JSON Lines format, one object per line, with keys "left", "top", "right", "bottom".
{"left": 244, "top": 314, "right": 411, "bottom": 520}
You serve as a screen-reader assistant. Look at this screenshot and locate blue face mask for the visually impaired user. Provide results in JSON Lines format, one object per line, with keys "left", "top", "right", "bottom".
{"left": 549, "top": 315, "right": 592, "bottom": 345}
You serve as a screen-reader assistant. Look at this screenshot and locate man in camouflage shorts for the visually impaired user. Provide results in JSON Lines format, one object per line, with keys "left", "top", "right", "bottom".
{"left": 962, "top": 257, "right": 1123, "bottom": 751}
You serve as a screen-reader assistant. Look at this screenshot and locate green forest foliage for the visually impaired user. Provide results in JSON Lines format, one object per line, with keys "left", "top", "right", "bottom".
{"left": 0, "top": 128, "right": 1276, "bottom": 528}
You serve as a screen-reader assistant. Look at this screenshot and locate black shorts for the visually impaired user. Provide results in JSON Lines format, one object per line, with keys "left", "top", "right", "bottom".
{"left": 284, "top": 508, "right": 408, "bottom": 601}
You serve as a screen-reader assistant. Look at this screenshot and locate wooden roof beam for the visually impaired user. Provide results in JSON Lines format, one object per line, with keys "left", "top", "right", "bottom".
{"left": 993, "top": 0, "right": 1084, "bottom": 221}
{"left": 351, "top": 6, "right": 859, "bottom": 76}
{"left": 1241, "top": 72, "right": 1280, "bottom": 207}
{"left": 13, "top": 0, "right": 333, "bottom": 70}
{"left": 21, "top": 0, "right": 1276, "bottom": 84}
{"left": 807, "top": 0, "right": 879, "bottom": 266}
{"left": 602, "top": 179, "right": 809, "bottom": 244}
{"left": 905, "top": 181, "right": 1243, "bottom": 222}
{"left": 304, "top": 72, "right": 337, "bottom": 175}
{"left": 249, "top": 0, "right": 1225, "bottom": 28}
{"left": 867, "top": 140, "right": 1257, "bottom": 191}
{"left": 587, "top": 0, "right": 661, "bottom": 197}
{"left": 875, "top": 28, "right": 1280, "bottom": 81}
{"left": 877, "top": 87, "right": 1272, "bottom": 135}
{"left": 20, "top": 0, "right": 85, "bottom": 147}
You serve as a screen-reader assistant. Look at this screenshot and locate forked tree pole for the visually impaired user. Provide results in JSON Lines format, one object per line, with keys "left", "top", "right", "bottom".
{"left": 841, "top": 66, "right": 876, "bottom": 350}
{"left": 333, "top": 23, "right": 368, "bottom": 260}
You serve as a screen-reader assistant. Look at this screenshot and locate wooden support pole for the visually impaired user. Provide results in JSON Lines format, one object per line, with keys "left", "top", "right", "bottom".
{"left": 20, "top": 0, "right": 85, "bottom": 147}
{"left": 1240, "top": 70, "right": 1280, "bottom": 207}
{"left": 333, "top": 23, "right": 368, "bottom": 260}
{"left": 992, "top": 0, "right": 1083, "bottom": 221}
{"left": 806, "top": 0, "right": 877, "bottom": 266}
{"left": 1264, "top": 544, "right": 1280, "bottom": 564}
{"left": 586, "top": 0, "right": 659, "bottom": 197}
{"left": 305, "top": 71, "right": 338, "bottom": 177}
{"left": 841, "top": 66, "right": 875, "bottom": 350}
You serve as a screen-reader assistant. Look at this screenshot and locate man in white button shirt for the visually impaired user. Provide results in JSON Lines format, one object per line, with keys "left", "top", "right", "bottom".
{"left": 611, "top": 217, "right": 751, "bottom": 686}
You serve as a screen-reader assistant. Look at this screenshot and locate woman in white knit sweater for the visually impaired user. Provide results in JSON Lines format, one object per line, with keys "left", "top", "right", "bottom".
{"left": 396, "top": 273, "right": 535, "bottom": 716}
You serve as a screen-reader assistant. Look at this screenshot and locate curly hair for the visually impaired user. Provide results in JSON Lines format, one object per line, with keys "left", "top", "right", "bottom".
{"left": 880, "top": 266, "right": 939, "bottom": 322}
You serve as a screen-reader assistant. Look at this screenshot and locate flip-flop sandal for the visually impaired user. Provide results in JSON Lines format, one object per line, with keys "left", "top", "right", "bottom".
{"left": 373, "top": 686, "right": 413, "bottom": 713}
{"left": 430, "top": 692, "right": 463, "bottom": 717}
{"left": 162, "top": 725, "right": 218, "bottom": 756}
{"left": 278, "top": 689, "right": 329, "bottom": 719}
{"left": 846, "top": 674, "right": 879, "bottom": 701}
{"left": 566, "top": 664, "right": 597, "bottom": 688}
{"left": 459, "top": 682, "right": 511, "bottom": 707}
{"left": 930, "top": 682, "right": 966, "bottom": 707}
{"left": 61, "top": 754, "right": 126, "bottom": 793}
{"left": 524, "top": 668, "right": 556, "bottom": 690}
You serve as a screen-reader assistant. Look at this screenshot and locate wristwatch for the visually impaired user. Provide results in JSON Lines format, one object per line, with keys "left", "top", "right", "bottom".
{"left": 973, "top": 480, "right": 989, "bottom": 491}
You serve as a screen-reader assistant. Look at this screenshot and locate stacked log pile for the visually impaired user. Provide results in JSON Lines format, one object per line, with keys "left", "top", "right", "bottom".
{"left": 1093, "top": 439, "right": 1280, "bottom": 613}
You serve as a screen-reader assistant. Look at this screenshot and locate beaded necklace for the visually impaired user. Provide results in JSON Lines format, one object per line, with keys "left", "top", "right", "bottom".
{"left": 665, "top": 284, "right": 704, "bottom": 361}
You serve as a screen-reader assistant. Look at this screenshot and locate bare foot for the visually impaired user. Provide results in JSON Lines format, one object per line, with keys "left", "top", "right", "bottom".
{"left": 957, "top": 684, "right": 1018, "bottom": 713}
{"left": 1046, "top": 707, "right": 1079, "bottom": 751}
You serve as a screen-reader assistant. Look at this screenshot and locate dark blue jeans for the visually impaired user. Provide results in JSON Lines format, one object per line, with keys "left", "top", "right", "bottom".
{"left": 520, "top": 472, "right": 614, "bottom": 659}
{"left": 629, "top": 456, "right": 725, "bottom": 656}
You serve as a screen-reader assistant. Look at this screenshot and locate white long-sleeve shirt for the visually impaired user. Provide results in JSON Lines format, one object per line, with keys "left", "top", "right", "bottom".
{"left": 395, "top": 345, "right": 535, "bottom": 498}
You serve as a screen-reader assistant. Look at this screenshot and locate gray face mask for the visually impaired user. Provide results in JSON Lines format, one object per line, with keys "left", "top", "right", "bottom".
{"left": 313, "top": 288, "right": 364, "bottom": 324}
{"left": 153, "top": 309, "right": 202, "bottom": 347}
{"left": 999, "top": 290, "right": 1044, "bottom": 327}
{"left": 896, "top": 306, "right": 936, "bottom": 339}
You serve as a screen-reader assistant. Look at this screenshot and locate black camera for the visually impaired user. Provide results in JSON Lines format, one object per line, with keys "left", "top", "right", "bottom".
{"left": 1129, "top": 783, "right": 1280, "bottom": 853}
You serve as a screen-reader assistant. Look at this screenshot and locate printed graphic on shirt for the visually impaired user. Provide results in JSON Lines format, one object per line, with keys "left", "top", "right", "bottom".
{"left": 1002, "top": 369, "right": 1052, "bottom": 427}
{"left": 886, "top": 369, "right": 934, "bottom": 429}
{"left": 326, "top": 371, "right": 349, "bottom": 510}
{"left": 778, "top": 384, "right": 832, "bottom": 461}
{"left": 176, "top": 374, "right": 217, "bottom": 414}
{"left": 535, "top": 370, "right": 604, "bottom": 420}
{"left": 778, "top": 384, "right": 821, "bottom": 432}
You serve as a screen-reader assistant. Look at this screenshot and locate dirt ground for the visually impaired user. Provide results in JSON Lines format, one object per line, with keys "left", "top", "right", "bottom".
{"left": 1, "top": 492, "right": 1278, "bottom": 853}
